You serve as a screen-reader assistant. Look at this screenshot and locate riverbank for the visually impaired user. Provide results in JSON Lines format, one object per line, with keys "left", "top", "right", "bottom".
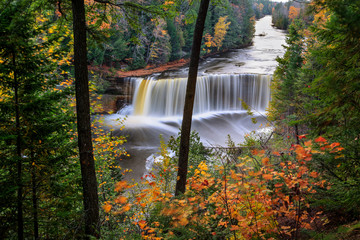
{"left": 88, "top": 43, "right": 254, "bottom": 79}
{"left": 89, "top": 58, "right": 190, "bottom": 78}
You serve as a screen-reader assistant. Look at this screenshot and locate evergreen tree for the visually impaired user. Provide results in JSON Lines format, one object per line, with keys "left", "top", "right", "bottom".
{"left": 302, "top": 0, "right": 360, "bottom": 216}
{"left": 270, "top": 19, "right": 306, "bottom": 142}
{"left": 166, "top": 18, "right": 182, "bottom": 61}
{"left": 0, "top": 0, "right": 81, "bottom": 238}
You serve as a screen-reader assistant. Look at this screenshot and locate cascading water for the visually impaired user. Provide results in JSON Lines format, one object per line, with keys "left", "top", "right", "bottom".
{"left": 105, "top": 15, "right": 286, "bottom": 180}
{"left": 129, "top": 74, "right": 271, "bottom": 117}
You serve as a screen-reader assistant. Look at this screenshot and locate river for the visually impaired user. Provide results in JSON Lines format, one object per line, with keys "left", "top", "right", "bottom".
{"left": 105, "top": 15, "right": 286, "bottom": 181}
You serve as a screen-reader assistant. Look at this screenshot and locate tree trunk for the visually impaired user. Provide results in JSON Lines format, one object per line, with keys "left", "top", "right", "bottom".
{"left": 71, "top": 0, "right": 100, "bottom": 238}
{"left": 31, "top": 150, "right": 39, "bottom": 240}
{"left": 175, "top": 0, "right": 210, "bottom": 196}
{"left": 13, "top": 51, "right": 24, "bottom": 240}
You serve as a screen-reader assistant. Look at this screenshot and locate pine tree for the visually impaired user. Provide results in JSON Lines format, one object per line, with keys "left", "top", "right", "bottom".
{"left": 0, "top": 1, "right": 80, "bottom": 238}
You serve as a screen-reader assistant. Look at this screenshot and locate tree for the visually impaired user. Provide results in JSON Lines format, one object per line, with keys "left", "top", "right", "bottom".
{"left": 302, "top": 0, "right": 360, "bottom": 216}
{"left": 166, "top": 18, "right": 182, "bottom": 61}
{"left": 288, "top": 6, "right": 300, "bottom": 20}
{"left": 0, "top": 2, "right": 36, "bottom": 237}
{"left": 175, "top": 0, "right": 210, "bottom": 196}
{"left": 71, "top": 0, "right": 100, "bottom": 238}
{"left": 71, "top": 0, "right": 166, "bottom": 236}
{"left": 213, "top": 16, "right": 231, "bottom": 50}
{"left": 269, "top": 19, "right": 306, "bottom": 143}
{"left": 0, "top": 1, "right": 80, "bottom": 238}
{"left": 270, "top": 0, "right": 360, "bottom": 219}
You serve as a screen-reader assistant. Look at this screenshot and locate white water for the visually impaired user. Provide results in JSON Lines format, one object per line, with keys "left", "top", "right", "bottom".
{"left": 105, "top": 16, "right": 286, "bottom": 180}
{"left": 130, "top": 74, "right": 271, "bottom": 117}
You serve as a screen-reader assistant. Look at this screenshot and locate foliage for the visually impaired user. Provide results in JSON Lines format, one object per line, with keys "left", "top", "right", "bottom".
{"left": 288, "top": 6, "right": 300, "bottom": 21}
{"left": 86, "top": 0, "right": 256, "bottom": 69}
{"left": 168, "top": 131, "right": 211, "bottom": 179}
{"left": 269, "top": 0, "right": 360, "bottom": 223}
{"left": 269, "top": 19, "right": 307, "bottom": 143}
{"left": 0, "top": 0, "right": 81, "bottom": 238}
{"left": 106, "top": 136, "right": 343, "bottom": 239}
{"left": 204, "top": 16, "right": 231, "bottom": 51}
{"left": 272, "top": 1, "right": 310, "bottom": 30}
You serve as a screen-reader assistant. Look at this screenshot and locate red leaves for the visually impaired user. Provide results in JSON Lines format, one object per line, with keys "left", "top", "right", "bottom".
{"left": 109, "top": 135, "right": 341, "bottom": 239}
{"left": 315, "top": 136, "right": 327, "bottom": 143}
{"left": 298, "top": 134, "right": 307, "bottom": 139}
{"left": 201, "top": 179, "right": 209, "bottom": 186}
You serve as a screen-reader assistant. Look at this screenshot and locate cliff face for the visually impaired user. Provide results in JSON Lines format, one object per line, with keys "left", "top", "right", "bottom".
{"left": 93, "top": 77, "right": 134, "bottom": 114}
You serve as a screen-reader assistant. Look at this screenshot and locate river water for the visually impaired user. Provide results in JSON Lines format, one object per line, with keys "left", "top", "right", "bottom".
{"left": 105, "top": 15, "right": 286, "bottom": 181}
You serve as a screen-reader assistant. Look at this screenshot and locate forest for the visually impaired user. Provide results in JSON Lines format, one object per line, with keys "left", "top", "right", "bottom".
{"left": 0, "top": 0, "right": 359, "bottom": 239}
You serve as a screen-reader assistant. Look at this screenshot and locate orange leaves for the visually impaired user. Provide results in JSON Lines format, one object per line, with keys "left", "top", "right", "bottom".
{"left": 288, "top": 6, "right": 300, "bottom": 20}
{"left": 262, "top": 173, "right": 273, "bottom": 180}
{"left": 262, "top": 157, "right": 270, "bottom": 166}
{"left": 294, "top": 145, "right": 312, "bottom": 161}
{"left": 103, "top": 202, "right": 112, "bottom": 213}
{"left": 108, "top": 136, "right": 340, "bottom": 239}
{"left": 309, "top": 171, "right": 319, "bottom": 178}
{"left": 115, "top": 180, "right": 131, "bottom": 192}
{"left": 330, "top": 142, "right": 340, "bottom": 148}
{"left": 115, "top": 196, "right": 128, "bottom": 204}
{"left": 119, "top": 204, "right": 132, "bottom": 214}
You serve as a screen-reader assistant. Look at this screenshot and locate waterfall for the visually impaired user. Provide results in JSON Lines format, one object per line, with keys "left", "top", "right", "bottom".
{"left": 127, "top": 74, "right": 271, "bottom": 117}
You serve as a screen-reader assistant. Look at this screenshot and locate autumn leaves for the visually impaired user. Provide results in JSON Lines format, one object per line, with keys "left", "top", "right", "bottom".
{"left": 102, "top": 136, "right": 343, "bottom": 239}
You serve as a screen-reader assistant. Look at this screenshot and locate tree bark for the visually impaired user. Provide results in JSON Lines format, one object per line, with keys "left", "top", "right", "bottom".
{"left": 175, "top": 0, "right": 210, "bottom": 196}
{"left": 71, "top": 0, "right": 100, "bottom": 238}
{"left": 31, "top": 151, "right": 39, "bottom": 240}
{"left": 13, "top": 51, "right": 24, "bottom": 240}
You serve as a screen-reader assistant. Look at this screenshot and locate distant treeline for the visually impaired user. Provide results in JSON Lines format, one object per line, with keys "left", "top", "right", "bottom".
{"left": 88, "top": 0, "right": 274, "bottom": 70}
{"left": 272, "top": 0, "right": 313, "bottom": 30}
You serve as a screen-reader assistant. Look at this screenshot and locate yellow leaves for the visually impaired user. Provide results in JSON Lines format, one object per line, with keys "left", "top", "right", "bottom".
{"left": 213, "top": 16, "right": 231, "bottom": 51}
{"left": 48, "top": 25, "right": 57, "bottom": 34}
{"left": 204, "top": 33, "right": 214, "bottom": 48}
{"left": 204, "top": 16, "right": 231, "bottom": 51}
{"left": 108, "top": 137, "right": 342, "bottom": 239}
{"left": 198, "top": 161, "right": 208, "bottom": 171}
{"left": 164, "top": 0, "right": 174, "bottom": 5}
{"left": 178, "top": 217, "right": 189, "bottom": 226}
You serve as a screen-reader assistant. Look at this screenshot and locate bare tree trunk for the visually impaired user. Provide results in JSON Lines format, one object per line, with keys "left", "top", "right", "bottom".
{"left": 13, "top": 51, "right": 24, "bottom": 240}
{"left": 71, "top": 0, "right": 100, "bottom": 238}
{"left": 175, "top": 0, "right": 210, "bottom": 196}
